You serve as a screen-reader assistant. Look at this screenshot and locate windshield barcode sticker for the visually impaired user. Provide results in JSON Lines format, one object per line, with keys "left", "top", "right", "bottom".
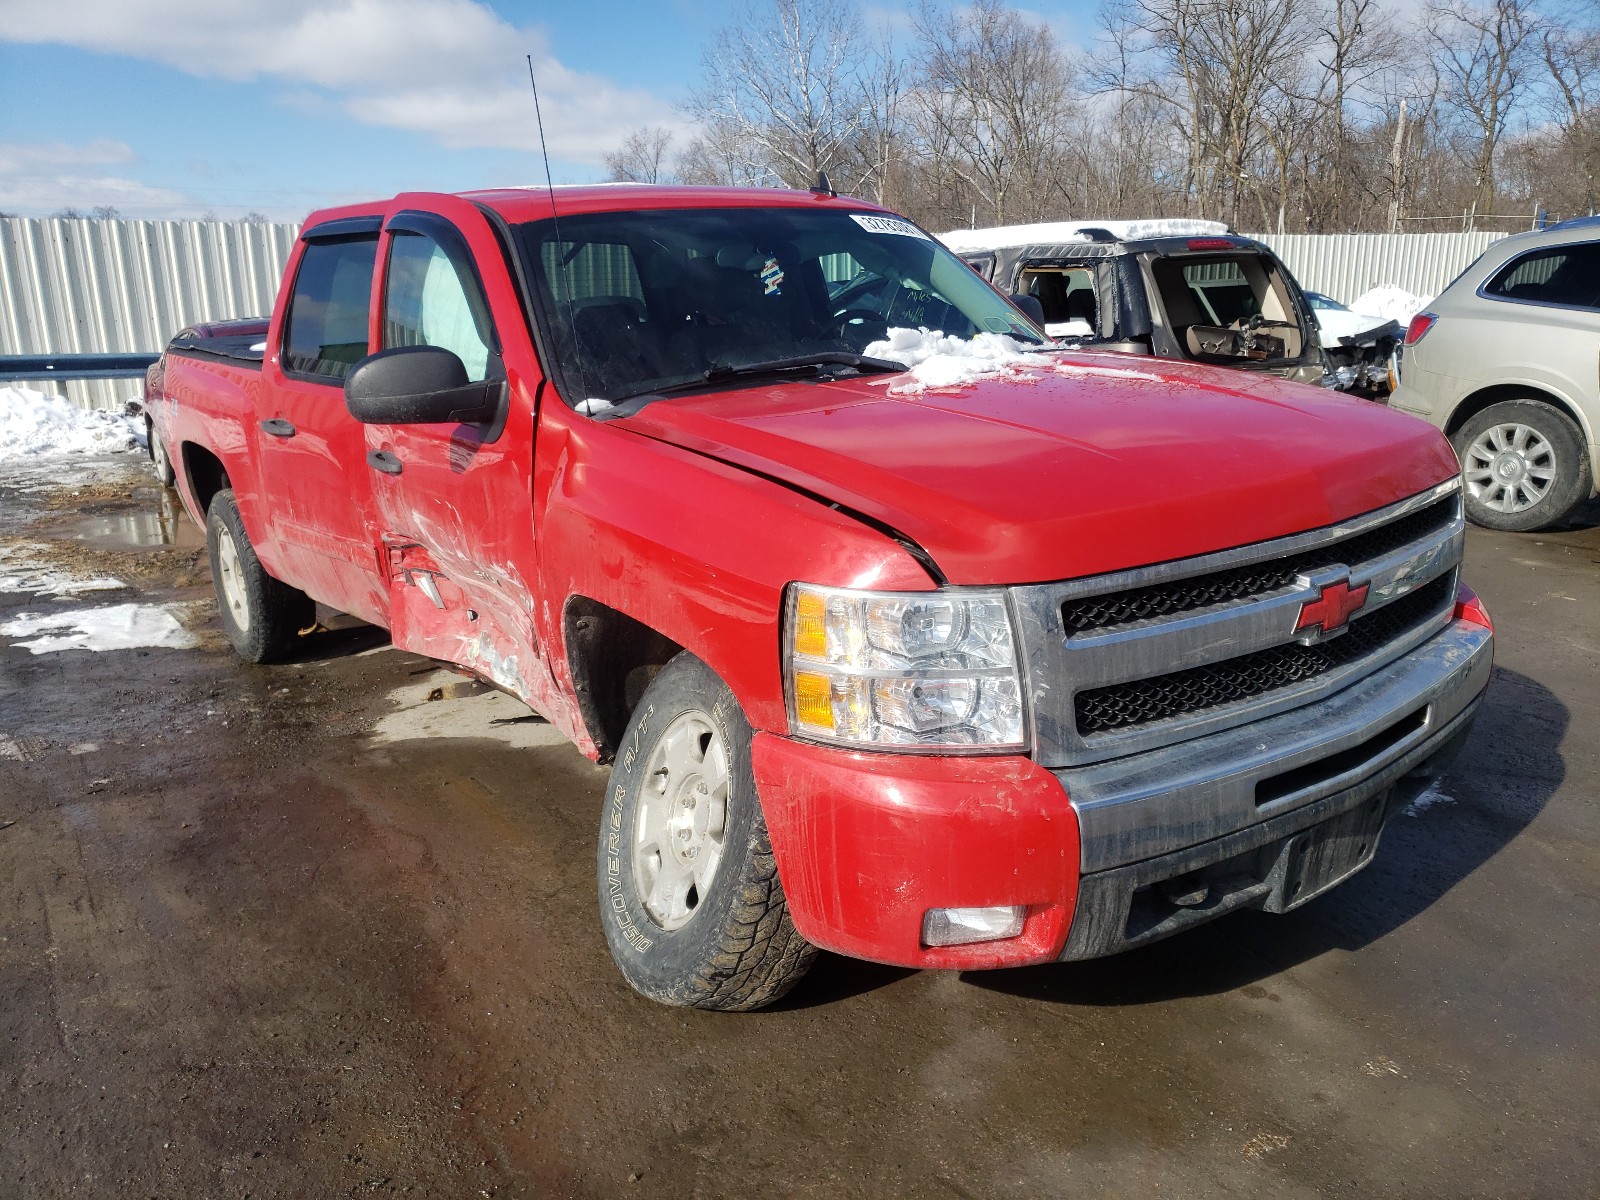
{"left": 850, "top": 214, "right": 931, "bottom": 240}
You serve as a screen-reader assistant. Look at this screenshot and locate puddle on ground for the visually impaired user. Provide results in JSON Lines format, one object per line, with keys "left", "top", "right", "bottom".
{"left": 370, "top": 669, "right": 567, "bottom": 749}
{"left": 71, "top": 489, "right": 204, "bottom": 550}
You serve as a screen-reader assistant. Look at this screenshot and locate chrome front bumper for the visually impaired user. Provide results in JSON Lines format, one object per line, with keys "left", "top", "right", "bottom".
{"left": 1055, "top": 619, "right": 1492, "bottom": 960}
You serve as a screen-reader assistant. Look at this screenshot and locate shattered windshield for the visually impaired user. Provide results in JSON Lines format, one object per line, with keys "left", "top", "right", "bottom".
{"left": 515, "top": 206, "right": 1048, "bottom": 407}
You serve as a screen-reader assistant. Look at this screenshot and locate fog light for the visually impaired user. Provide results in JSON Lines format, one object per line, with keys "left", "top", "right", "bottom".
{"left": 922, "top": 905, "right": 1026, "bottom": 948}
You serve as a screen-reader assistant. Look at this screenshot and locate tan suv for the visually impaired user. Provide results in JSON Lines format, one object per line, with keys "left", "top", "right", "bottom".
{"left": 1392, "top": 218, "right": 1599, "bottom": 531}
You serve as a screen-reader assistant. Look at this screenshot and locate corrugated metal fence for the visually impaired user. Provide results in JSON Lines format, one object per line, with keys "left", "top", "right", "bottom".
{"left": 1249, "top": 231, "right": 1507, "bottom": 307}
{"left": 0, "top": 217, "right": 299, "bottom": 409}
{"left": 1, "top": 217, "right": 1513, "bottom": 410}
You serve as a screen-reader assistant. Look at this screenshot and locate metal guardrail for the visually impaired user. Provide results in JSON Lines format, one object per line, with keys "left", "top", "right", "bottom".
{"left": 0, "top": 353, "right": 158, "bottom": 384}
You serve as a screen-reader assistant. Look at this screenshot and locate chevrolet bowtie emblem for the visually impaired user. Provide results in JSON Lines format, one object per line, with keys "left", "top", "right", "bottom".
{"left": 1294, "top": 572, "right": 1368, "bottom": 641}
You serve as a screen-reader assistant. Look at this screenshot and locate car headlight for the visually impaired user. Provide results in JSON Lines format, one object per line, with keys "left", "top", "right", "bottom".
{"left": 783, "top": 584, "right": 1026, "bottom": 751}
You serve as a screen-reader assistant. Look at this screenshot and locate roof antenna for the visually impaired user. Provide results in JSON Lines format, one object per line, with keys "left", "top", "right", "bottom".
{"left": 811, "top": 170, "right": 835, "bottom": 198}
{"left": 526, "top": 54, "right": 592, "bottom": 406}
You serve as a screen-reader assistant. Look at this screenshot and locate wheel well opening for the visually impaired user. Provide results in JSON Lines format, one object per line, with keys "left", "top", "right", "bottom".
{"left": 563, "top": 597, "right": 684, "bottom": 764}
{"left": 1446, "top": 385, "right": 1586, "bottom": 440}
{"left": 181, "top": 444, "right": 230, "bottom": 516}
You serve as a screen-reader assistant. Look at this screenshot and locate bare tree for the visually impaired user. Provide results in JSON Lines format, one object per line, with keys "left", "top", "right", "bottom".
{"left": 1539, "top": 13, "right": 1600, "bottom": 212}
{"left": 677, "top": 124, "right": 778, "bottom": 187}
{"left": 604, "top": 127, "right": 678, "bottom": 183}
{"left": 687, "top": 0, "right": 893, "bottom": 189}
{"left": 1428, "top": 0, "right": 1541, "bottom": 219}
{"left": 1305, "top": 0, "right": 1400, "bottom": 230}
{"left": 243, "top": 211, "right": 270, "bottom": 224}
{"left": 909, "top": 0, "right": 1079, "bottom": 225}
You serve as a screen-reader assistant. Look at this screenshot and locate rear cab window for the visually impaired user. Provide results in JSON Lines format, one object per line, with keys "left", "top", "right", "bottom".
{"left": 283, "top": 236, "right": 379, "bottom": 381}
{"left": 1150, "top": 253, "right": 1306, "bottom": 365}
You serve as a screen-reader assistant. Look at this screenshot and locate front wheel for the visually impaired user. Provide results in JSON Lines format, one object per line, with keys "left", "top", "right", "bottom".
{"left": 597, "top": 653, "right": 816, "bottom": 1010}
{"left": 205, "top": 489, "right": 315, "bottom": 663}
{"left": 1451, "top": 399, "right": 1592, "bottom": 532}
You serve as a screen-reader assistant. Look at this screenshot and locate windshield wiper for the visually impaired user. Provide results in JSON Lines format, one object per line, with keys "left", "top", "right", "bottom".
{"left": 604, "top": 353, "right": 905, "bottom": 408}
{"left": 704, "top": 352, "right": 905, "bottom": 381}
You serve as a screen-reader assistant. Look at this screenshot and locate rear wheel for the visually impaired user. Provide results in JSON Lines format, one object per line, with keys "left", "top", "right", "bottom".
{"left": 1452, "top": 399, "right": 1591, "bottom": 532}
{"left": 205, "top": 489, "right": 315, "bottom": 662}
{"left": 597, "top": 652, "right": 815, "bottom": 1010}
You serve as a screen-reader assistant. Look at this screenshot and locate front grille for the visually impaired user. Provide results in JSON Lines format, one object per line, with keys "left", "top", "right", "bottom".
{"left": 1060, "top": 497, "right": 1456, "bottom": 636}
{"left": 1074, "top": 574, "right": 1453, "bottom": 734}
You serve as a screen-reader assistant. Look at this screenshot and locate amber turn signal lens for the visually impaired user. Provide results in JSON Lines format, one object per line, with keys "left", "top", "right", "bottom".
{"left": 792, "top": 671, "right": 834, "bottom": 731}
{"left": 793, "top": 591, "right": 827, "bottom": 659}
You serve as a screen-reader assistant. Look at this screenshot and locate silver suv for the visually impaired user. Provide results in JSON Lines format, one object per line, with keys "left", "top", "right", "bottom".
{"left": 1392, "top": 218, "right": 1599, "bottom": 531}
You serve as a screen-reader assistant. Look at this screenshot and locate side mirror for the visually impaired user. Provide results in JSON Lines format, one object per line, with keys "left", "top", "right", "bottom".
{"left": 344, "top": 346, "right": 503, "bottom": 425}
{"left": 1009, "top": 292, "right": 1046, "bottom": 327}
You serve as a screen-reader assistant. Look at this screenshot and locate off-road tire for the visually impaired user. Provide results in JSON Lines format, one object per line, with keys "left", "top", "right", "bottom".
{"left": 597, "top": 652, "right": 816, "bottom": 1011}
{"left": 1451, "top": 399, "right": 1591, "bottom": 532}
{"left": 205, "top": 489, "right": 315, "bottom": 663}
{"left": 147, "top": 417, "right": 176, "bottom": 487}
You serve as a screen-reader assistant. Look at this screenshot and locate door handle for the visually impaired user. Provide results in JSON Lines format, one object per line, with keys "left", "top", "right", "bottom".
{"left": 367, "top": 450, "right": 403, "bottom": 476}
{"left": 259, "top": 418, "right": 296, "bottom": 438}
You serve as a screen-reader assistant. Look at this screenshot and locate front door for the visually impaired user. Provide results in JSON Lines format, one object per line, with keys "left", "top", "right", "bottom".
{"left": 358, "top": 195, "right": 552, "bottom": 708}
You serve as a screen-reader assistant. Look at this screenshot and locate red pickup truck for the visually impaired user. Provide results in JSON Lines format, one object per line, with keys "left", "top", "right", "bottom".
{"left": 149, "top": 185, "right": 1493, "bottom": 1010}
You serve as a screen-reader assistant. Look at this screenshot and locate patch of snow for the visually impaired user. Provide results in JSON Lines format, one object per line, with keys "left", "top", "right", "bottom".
{"left": 1402, "top": 783, "right": 1457, "bottom": 818}
{"left": 0, "top": 543, "right": 126, "bottom": 597}
{"left": 866, "top": 327, "right": 1168, "bottom": 394}
{"left": 865, "top": 327, "right": 1048, "bottom": 393}
{"left": 1045, "top": 319, "right": 1093, "bottom": 339}
{"left": 577, "top": 397, "right": 614, "bottom": 415}
{"left": 0, "top": 603, "right": 197, "bottom": 654}
{"left": 940, "top": 218, "right": 1231, "bottom": 254}
{"left": 1348, "top": 286, "right": 1431, "bottom": 324}
{"left": 0, "top": 386, "right": 142, "bottom": 462}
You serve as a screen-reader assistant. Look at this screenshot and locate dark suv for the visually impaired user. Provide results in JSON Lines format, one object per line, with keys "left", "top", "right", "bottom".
{"left": 943, "top": 220, "right": 1329, "bottom": 387}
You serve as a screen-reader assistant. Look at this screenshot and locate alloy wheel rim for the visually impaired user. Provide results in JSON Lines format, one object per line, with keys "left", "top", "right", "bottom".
{"left": 1463, "top": 423, "right": 1556, "bottom": 514}
{"left": 216, "top": 525, "right": 251, "bottom": 632}
{"left": 632, "top": 709, "right": 729, "bottom": 930}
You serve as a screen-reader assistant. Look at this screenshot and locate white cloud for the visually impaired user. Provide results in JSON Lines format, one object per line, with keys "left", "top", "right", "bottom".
{"left": 0, "top": 0, "right": 688, "bottom": 164}
{"left": 0, "top": 139, "right": 322, "bottom": 218}
{"left": 0, "top": 140, "right": 188, "bottom": 215}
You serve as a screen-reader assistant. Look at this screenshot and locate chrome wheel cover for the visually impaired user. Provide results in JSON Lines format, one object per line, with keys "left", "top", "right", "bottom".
{"left": 1463, "top": 422, "right": 1556, "bottom": 514}
{"left": 632, "top": 709, "right": 729, "bottom": 930}
{"left": 216, "top": 524, "right": 251, "bottom": 633}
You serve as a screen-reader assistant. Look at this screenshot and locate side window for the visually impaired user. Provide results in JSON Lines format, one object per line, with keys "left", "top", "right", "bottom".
{"left": 1018, "top": 264, "right": 1098, "bottom": 334}
{"left": 960, "top": 253, "right": 996, "bottom": 282}
{"left": 383, "top": 232, "right": 495, "bottom": 382}
{"left": 283, "top": 236, "right": 378, "bottom": 380}
{"left": 1484, "top": 244, "right": 1600, "bottom": 310}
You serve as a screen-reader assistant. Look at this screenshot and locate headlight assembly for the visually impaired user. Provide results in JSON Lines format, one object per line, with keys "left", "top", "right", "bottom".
{"left": 783, "top": 584, "right": 1026, "bottom": 751}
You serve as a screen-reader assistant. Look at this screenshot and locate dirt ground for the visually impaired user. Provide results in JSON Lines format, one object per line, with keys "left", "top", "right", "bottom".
{"left": 2, "top": 457, "right": 1596, "bottom": 1199}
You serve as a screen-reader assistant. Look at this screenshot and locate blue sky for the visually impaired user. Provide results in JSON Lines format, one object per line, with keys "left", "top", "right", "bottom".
{"left": 0, "top": 0, "right": 1097, "bottom": 221}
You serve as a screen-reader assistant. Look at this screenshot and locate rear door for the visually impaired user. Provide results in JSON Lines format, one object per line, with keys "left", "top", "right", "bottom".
{"left": 357, "top": 195, "right": 551, "bottom": 702}
{"left": 257, "top": 221, "right": 389, "bottom": 626}
{"left": 1478, "top": 239, "right": 1600, "bottom": 414}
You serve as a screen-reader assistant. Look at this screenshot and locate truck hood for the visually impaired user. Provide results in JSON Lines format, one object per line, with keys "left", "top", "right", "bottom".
{"left": 616, "top": 355, "right": 1460, "bottom": 585}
